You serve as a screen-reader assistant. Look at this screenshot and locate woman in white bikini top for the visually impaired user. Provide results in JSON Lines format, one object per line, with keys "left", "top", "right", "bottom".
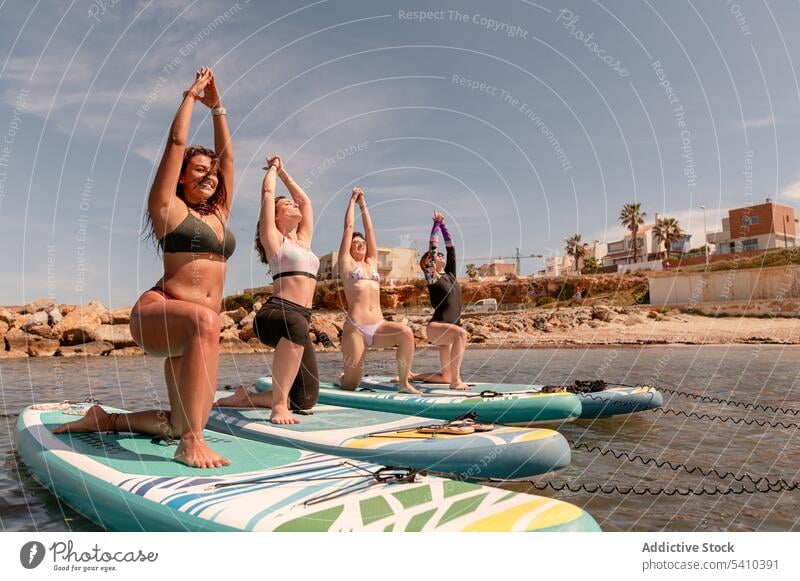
{"left": 337, "top": 188, "right": 420, "bottom": 394}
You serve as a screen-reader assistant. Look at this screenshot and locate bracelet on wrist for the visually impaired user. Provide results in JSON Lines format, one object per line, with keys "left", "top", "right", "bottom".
{"left": 183, "top": 90, "right": 199, "bottom": 101}
{"left": 211, "top": 106, "right": 227, "bottom": 116}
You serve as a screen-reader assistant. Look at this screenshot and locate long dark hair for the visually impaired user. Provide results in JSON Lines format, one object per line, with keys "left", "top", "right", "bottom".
{"left": 255, "top": 196, "right": 287, "bottom": 265}
{"left": 143, "top": 145, "right": 229, "bottom": 248}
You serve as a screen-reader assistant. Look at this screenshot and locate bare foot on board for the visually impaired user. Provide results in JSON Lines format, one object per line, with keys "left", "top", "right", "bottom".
{"left": 398, "top": 383, "right": 423, "bottom": 395}
{"left": 270, "top": 404, "right": 299, "bottom": 425}
{"left": 52, "top": 405, "right": 116, "bottom": 434}
{"left": 450, "top": 382, "right": 471, "bottom": 391}
{"left": 174, "top": 436, "right": 230, "bottom": 468}
{"left": 215, "top": 386, "right": 254, "bottom": 408}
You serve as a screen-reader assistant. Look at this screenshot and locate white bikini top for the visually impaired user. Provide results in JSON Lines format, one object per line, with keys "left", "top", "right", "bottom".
{"left": 269, "top": 237, "right": 320, "bottom": 281}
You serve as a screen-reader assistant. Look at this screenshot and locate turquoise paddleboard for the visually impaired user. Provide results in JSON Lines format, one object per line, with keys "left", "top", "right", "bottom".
{"left": 209, "top": 395, "right": 570, "bottom": 480}
{"left": 16, "top": 403, "right": 600, "bottom": 532}
{"left": 255, "top": 378, "right": 582, "bottom": 425}
{"left": 357, "top": 376, "right": 663, "bottom": 419}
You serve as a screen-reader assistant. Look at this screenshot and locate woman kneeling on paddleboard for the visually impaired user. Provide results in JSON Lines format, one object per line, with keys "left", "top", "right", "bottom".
{"left": 55, "top": 67, "right": 236, "bottom": 468}
{"left": 409, "top": 211, "right": 469, "bottom": 390}
{"left": 337, "top": 188, "right": 420, "bottom": 394}
{"left": 215, "top": 156, "right": 320, "bottom": 424}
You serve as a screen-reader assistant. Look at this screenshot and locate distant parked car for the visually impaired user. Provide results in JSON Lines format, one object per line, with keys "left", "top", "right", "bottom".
{"left": 464, "top": 298, "right": 498, "bottom": 313}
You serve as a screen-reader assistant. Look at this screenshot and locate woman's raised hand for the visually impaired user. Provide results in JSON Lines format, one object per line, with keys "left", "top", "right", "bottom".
{"left": 433, "top": 210, "right": 445, "bottom": 223}
{"left": 274, "top": 156, "right": 289, "bottom": 178}
{"left": 188, "top": 66, "right": 214, "bottom": 104}
{"left": 264, "top": 155, "right": 282, "bottom": 172}
{"left": 352, "top": 187, "right": 365, "bottom": 205}
{"left": 199, "top": 68, "right": 222, "bottom": 108}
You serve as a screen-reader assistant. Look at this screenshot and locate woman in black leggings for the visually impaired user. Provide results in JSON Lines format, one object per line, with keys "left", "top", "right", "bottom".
{"left": 216, "top": 155, "right": 319, "bottom": 423}
{"left": 409, "top": 211, "right": 469, "bottom": 390}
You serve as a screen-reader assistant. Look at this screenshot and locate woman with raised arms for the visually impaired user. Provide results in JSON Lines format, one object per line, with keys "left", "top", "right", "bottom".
{"left": 56, "top": 67, "right": 236, "bottom": 467}
{"left": 215, "top": 156, "right": 320, "bottom": 424}
{"left": 409, "top": 211, "right": 469, "bottom": 390}
{"left": 337, "top": 188, "right": 419, "bottom": 394}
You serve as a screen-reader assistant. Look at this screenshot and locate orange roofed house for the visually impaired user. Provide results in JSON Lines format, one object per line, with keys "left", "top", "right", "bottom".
{"left": 707, "top": 198, "right": 799, "bottom": 254}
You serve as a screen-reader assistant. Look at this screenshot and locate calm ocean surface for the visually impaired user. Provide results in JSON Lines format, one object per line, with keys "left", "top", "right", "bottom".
{"left": 1, "top": 345, "right": 799, "bottom": 532}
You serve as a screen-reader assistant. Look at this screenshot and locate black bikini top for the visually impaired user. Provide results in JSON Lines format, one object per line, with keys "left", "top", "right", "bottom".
{"left": 158, "top": 212, "right": 236, "bottom": 260}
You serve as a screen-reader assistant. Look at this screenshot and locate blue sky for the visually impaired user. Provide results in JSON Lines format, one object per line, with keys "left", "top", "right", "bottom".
{"left": 2, "top": 0, "right": 800, "bottom": 306}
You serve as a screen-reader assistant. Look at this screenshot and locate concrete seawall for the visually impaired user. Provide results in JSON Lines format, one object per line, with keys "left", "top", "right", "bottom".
{"left": 649, "top": 264, "right": 800, "bottom": 307}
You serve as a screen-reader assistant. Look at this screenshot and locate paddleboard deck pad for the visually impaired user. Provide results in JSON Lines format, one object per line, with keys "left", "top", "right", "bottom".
{"left": 255, "top": 378, "right": 582, "bottom": 425}
{"left": 356, "top": 377, "right": 663, "bottom": 418}
{"left": 15, "top": 404, "right": 600, "bottom": 532}
{"left": 208, "top": 397, "right": 570, "bottom": 480}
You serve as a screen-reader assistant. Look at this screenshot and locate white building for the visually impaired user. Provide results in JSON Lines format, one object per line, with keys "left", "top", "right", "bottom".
{"left": 477, "top": 260, "right": 516, "bottom": 277}
{"left": 318, "top": 247, "right": 420, "bottom": 283}
{"left": 602, "top": 215, "right": 690, "bottom": 268}
{"left": 603, "top": 224, "right": 658, "bottom": 267}
{"left": 545, "top": 240, "right": 608, "bottom": 276}
{"left": 544, "top": 254, "right": 572, "bottom": 277}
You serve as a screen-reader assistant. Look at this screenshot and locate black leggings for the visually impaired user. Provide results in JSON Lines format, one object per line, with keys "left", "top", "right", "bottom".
{"left": 253, "top": 297, "right": 320, "bottom": 410}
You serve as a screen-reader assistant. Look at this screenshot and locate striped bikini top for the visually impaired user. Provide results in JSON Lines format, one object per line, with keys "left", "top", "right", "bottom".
{"left": 269, "top": 236, "right": 320, "bottom": 281}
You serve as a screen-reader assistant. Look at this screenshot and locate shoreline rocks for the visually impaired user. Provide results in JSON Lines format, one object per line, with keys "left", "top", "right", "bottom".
{"left": 3, "top": 296, "right": 800, "bottom": 359}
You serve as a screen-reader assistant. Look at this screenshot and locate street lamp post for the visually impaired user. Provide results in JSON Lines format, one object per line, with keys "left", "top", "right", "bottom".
{"left": 701, "top": 205, "right": 709, "bottom": 267}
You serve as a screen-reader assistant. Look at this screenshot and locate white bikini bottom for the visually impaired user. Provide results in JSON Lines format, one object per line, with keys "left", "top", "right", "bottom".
{"left": 347, "top": 318, "right": 384, "bottom": 347}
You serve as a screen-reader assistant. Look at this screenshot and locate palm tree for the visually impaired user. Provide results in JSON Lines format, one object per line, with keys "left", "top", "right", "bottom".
{"left": 584, "top": 256, "right": 599, "bottom": 270}
{"left": 666, "top": 219, "right": 685, "bottom": 260}
{"left": 653, "top": 217, "right": 684, "bottom": 262}
{"left": 564, "top": 234, "right": 585, "bottom": 273}
{"left": 619, "top": 203, "right": 646, "bottom": 263}
{"left": 652, "top": 218, "right": 669, "bottom": 260}
{"left": 466, "top": 263, "right": 478, "bottom": 279}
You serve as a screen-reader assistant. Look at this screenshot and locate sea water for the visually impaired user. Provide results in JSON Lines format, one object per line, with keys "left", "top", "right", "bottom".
{"left": 1, "top": 345, "right": 798, "bottom": 531}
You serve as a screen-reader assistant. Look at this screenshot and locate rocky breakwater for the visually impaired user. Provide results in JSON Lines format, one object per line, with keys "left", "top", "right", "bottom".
{"left": 295, "top": 304, "right": 679, "bottom": 348}
{"left": 0, "top": 298, "right": 348, "bottom": 358}
{"left": 5, "top": 297, "right": 777, "bottom": 357}
{"left": 312, "top": 272, "right": 650, "bottom": 311}
{"left": 235, "top": 304, "right": 680, "bottom": 350}
{"left": 217, "top": 301, "right": 346, "bottom": 355}
{"left": 0, "top": 299, "right": 139, "bottom": 358}
{"left": 457, "top": 305, "right": 678, "bottom": 346}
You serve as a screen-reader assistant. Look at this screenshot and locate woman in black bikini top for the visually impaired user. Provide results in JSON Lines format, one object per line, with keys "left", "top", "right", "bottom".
{"left": 54, "top": 67, "right": 236, "bottom": 469}
{"left": 158, "top": 212, "right": 236, "bottom": 260}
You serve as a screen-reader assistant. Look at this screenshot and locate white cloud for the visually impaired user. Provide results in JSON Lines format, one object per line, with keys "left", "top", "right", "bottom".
{"left": 739, "top": 116, "right": 776, "bottom": 130}
{"left": 583, "top": 224, "right": 626, "bottom": 243}
{"left": 780, "top": 179, "right": 800, "bottom": 200}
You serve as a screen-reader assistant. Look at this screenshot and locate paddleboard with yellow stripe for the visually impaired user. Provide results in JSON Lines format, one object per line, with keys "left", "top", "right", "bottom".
{"left": 255, "top": 377, "right": 582, "bottom": 425}
{"left": 16, "top": 404, "right": 600, "bottom": 532}
{"left": 359, "top": 376, "right": 664, "bottom": 418}
{"left": 209, "top": 396, "right": 570, "bottom": 480}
